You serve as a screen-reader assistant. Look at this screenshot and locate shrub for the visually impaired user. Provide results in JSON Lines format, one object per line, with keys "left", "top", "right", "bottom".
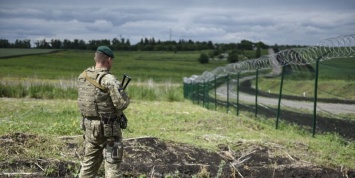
{"left": 228, "top": 50, "right": 239, "bottom": 63}
{"left": 198, "top": 53, "right": 209, "bottom": 64}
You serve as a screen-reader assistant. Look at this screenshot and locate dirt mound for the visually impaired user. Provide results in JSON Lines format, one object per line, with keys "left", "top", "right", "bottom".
{"left": 122, "top": 136, "right": 225, "bottom": 177}
{"left": 121, "top": 137, "right": 354, "bottom": 178}
{"left": 0, "top": 133, "right": 354, "bottom": 177}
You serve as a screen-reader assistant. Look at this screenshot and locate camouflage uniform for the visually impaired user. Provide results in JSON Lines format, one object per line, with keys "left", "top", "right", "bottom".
{"left": 78, "top": 66, "right": 129, "bottom": 178}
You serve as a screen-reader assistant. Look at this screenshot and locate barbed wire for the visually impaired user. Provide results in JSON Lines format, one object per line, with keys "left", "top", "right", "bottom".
{"left": 184, "top": 34, "right": 355, "bottom": 83}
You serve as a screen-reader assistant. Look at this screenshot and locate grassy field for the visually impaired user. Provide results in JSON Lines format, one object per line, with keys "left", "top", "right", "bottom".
{"left": 0, "top": 49, "right": 354, "bottom": 176}
{"left": 317, "top": 57, "right": 355, "bottom": 80}
{"left": 0, "top": 49, "right": 227, "bottom": 82}
{"left": 0, "top": 49, "right": 228, "bottom": 101}
{"left": 0, "top": 48, "right": 60, "bottom": 58}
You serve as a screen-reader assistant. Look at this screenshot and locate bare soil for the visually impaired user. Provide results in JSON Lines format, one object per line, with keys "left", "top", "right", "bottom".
{"left": 0, "top": 133, "right": 354, "bottom": 177}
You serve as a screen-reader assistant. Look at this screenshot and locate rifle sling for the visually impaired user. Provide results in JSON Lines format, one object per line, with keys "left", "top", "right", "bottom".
{"left": 82, "top": 71, "right": 107, "bottom": 91}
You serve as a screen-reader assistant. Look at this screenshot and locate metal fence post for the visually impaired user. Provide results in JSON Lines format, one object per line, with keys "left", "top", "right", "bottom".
{"left": 313, "top": 59, "right": 320, "bottom": 137}
{"left": 214, "top": 75, "right": 217, "bottom": 111}
{"left": 203, "top": 79, "right": 206, "bottom": 108}
{"left": 312, "top": 50, "right": 331, "bottom": 137}
{"left": 184, "top": 82, "right": 188, "bottom": 99}
{"left": 192, "top": 81, "right": 195, "bottom": 104}
{"left": 197, "top": 82, "right": 200, "bottom": 105}
{"left": 206, "top": 80, "right": 209, "bottom": 109}
{"left": 255, "top": 69, "right": 259, "bottom": 117}
{"left": 236, "top": 72, "right": 240, "bottom": 116}
{"left": 227, "top": 74, "right": 230, "bottom": 113}
{"left": 189, "top": 81, "right": 194, "bottom": 101}
{"left": 276, "top": 66, "right": 285, "bottom": 129}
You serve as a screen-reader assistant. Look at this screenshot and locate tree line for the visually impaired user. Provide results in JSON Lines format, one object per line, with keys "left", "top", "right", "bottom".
{"left": 0, "top": 38, "right": 271, "bottom": 52}
{"left": 0, "top": 37, "right": 274, "bottom": 64}
{"left": 1, "top": 37, "right": 309, "bottom": 65}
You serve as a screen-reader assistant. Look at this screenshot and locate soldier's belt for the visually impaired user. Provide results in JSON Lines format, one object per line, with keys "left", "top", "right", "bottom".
{"left": 101, "top": 117, "right": 118, "bottom": 123}
{"left": 85, "top": 116, "right": 101, "bottom": 120}
{"left": 84, "top": 116, "right": 118, "bottom": 123}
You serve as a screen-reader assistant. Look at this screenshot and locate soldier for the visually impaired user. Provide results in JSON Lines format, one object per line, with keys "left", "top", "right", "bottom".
{"left": 77, "top": 46, "right": 130, "bottom": 177}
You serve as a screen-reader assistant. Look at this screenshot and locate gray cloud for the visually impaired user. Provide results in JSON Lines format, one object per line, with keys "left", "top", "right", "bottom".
{"left": 0, "top": 0, "right": 354, "bottom": 46}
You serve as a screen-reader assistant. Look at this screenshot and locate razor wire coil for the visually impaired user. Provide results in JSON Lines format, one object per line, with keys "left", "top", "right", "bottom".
{"left": 184, "top": 34, "right": 355, "bottom": 83}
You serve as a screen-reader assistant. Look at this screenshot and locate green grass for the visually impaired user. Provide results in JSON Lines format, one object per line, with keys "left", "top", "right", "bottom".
{"left": 0, "top": 82, "right": 78, "bottom": 99}
{"left": 255, "top": 78, "right": 355, "bottom": 100}
{"left": 0, "top": 49, "right": 228, "bottom": 82}
{"left": 242, "top": 49, "right": 269, "bottom": 59}
{"left": 0, "top": 49, "right": 230, "bottom": 101}
{"left": 0, "top": 98, "right": 81, "bottom": 136}
{"left": 0, "top": 98, "right": 354, "bottom": 170}
{"left": 0, "top": 48, "right": 60, "bottom": 58}
{"left": 317, "top": 57, "right": 355, "bottom": 80}
{"left": 251, "top": 57, "right": 355, "bottom": 100}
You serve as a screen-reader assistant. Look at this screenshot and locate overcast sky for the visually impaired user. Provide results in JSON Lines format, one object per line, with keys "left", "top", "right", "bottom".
{"left": 1, "top": 0, "right": 354, "bottom": 46}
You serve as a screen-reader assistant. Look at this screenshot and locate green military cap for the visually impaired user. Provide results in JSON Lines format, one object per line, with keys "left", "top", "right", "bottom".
{"left": 96, "top": 46, "right": 115, "bottom": 58}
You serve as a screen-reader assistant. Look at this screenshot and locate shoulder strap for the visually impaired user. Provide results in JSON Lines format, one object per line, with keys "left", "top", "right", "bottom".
{"left": 82, "top": 71, "right": 107, "bottom": 91}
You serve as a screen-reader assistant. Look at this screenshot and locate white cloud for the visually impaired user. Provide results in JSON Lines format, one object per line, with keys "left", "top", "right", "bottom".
{"left": 86, "top": 20, "right": 114, "bottom": 32}
{"left": 0, "top": 0, "right": 354, "bottom": 45}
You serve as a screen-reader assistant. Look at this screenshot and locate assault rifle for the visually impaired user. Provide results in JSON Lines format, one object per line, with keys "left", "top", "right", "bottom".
{"left": 120, "top": 74, "right": 131, "bottom": 129}
{"left": 121, "top": 73, "right": 131, "bottom": 90}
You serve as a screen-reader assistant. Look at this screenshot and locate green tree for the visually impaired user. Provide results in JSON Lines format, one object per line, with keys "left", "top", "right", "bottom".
{"left": 63, "top": 39, "right": 72, "bottom": 49}
{"left": 228, "top": 50, "right": 239, "bottom": 63}
{"left": 198, "top": 53, "right": 209, "bottom": 64}
{"left": 255, "top": 44, "right": 261, "bottom": 58}
{"left": 50, "top": 39, "right": 62, "bottom": 49}
{"left": 239, "top": 40, "right": 253, "bottom": 50}
{"left": 14, "top": 39, "right": 31, "bottom": 48}
{"left": 35, "top": 39, "right": 50, "bottom": 48}
{"left": 73, "top": 39, "right": 86, "bottom": 49}
{"left": 256, "top": 41, "right": 268, "bottom": 49}
{"left": 0, "top": 39, "right": 10, "bottom": 48}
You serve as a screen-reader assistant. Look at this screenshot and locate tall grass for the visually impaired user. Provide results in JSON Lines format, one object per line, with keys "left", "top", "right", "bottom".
{"left": 128, "top": 79, "right": 184, "bottom": 101}
{"left": 0, "top": 81, "right": 77, "bottom": 99}
{"left": 0, "top": 78, "right": 184, "bottom": 101}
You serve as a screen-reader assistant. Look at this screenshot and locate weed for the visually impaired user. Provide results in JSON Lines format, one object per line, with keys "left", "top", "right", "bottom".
{"left": 196, "top": 166, "right": 210, "bottom": 178}
{"left": 216, "top": 160, "right": 226, "bottom": 178}
{"left": 44, "top": 166, "right": 56, "bottom": 176}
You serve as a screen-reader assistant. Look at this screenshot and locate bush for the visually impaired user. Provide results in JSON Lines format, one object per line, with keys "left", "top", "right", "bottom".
{"left": 198, "top": 53, "right": 209, "bottom": 64}
{"left": 227, "top": 50, "right": 239, "bottom": 63}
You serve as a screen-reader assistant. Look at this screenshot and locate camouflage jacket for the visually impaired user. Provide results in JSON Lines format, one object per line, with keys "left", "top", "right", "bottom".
{"left": 77, "top": 66, "right": 130, "bottom": 118}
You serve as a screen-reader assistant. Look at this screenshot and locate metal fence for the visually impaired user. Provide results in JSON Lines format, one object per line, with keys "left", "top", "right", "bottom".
{"left": 183, "top": 34, "right": 355, "bottom": 138}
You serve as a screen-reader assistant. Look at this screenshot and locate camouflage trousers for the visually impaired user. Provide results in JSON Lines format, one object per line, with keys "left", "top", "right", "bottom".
{"left": 79, "top": 119, "right": 123, "bottom": 178}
